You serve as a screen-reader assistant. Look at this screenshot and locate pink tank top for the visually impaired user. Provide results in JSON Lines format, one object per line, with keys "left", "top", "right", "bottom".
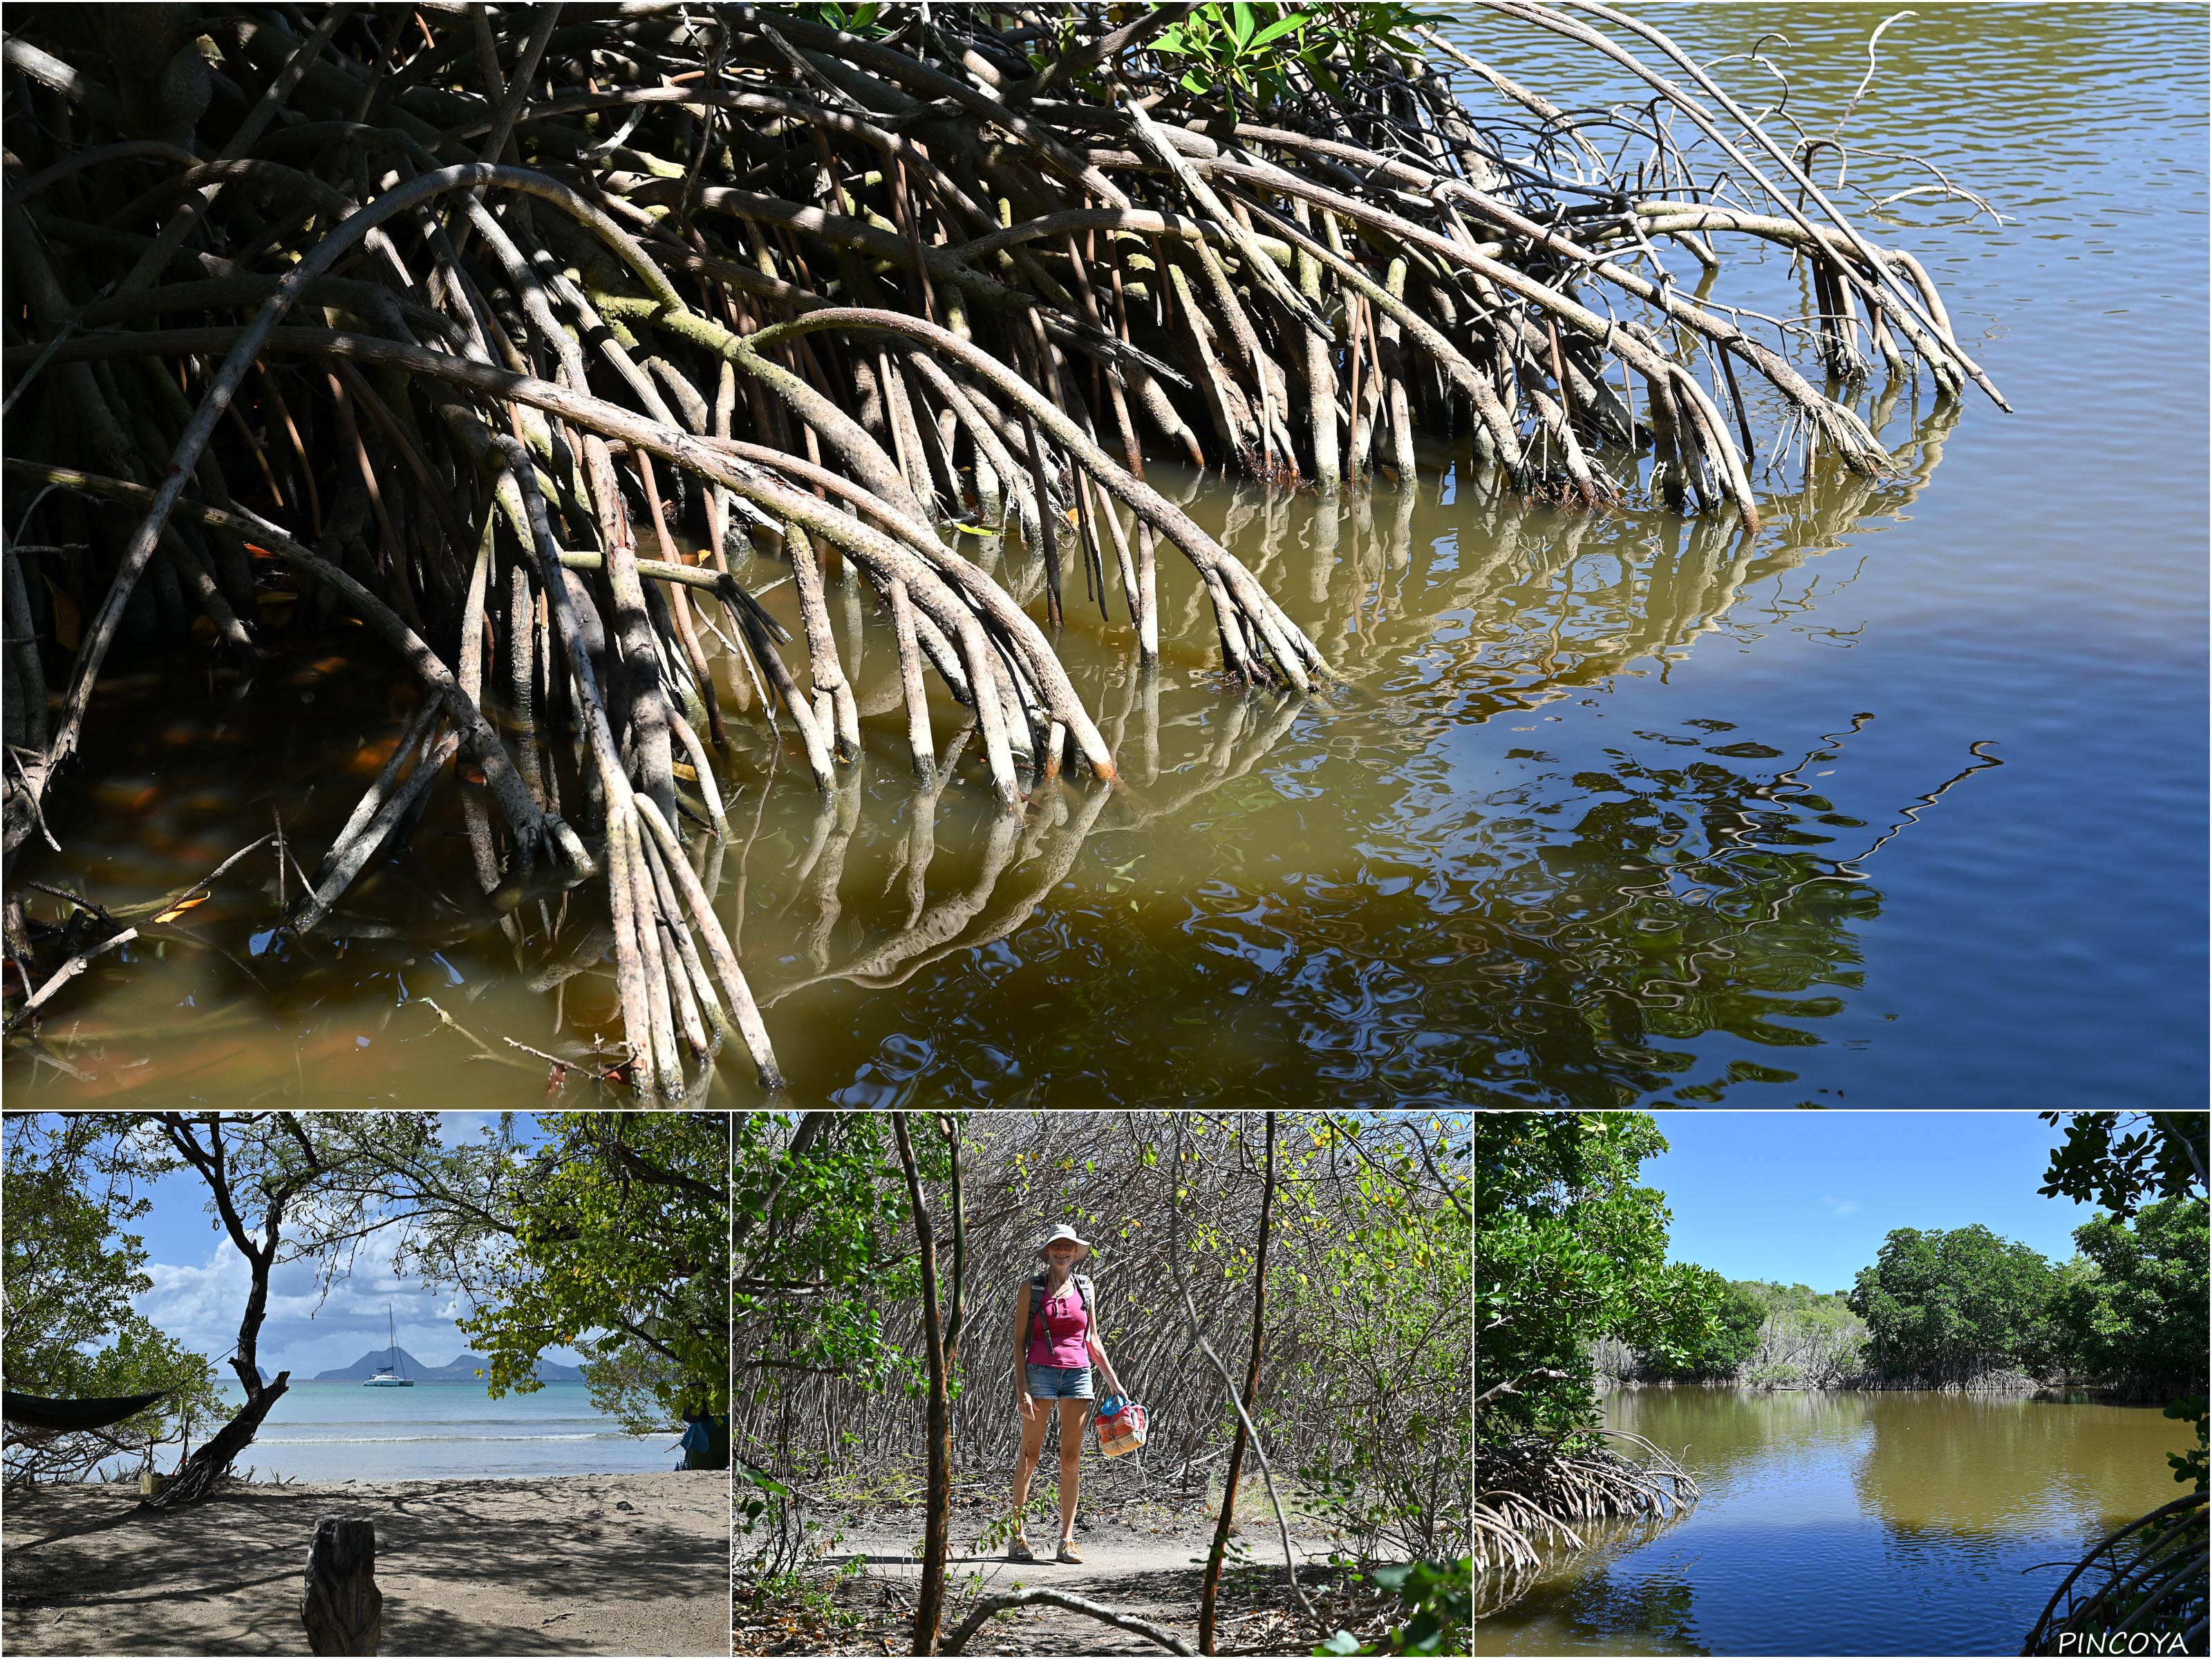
{"left": 1027, "top": 1277, "right": 1091, "bottom": 1367}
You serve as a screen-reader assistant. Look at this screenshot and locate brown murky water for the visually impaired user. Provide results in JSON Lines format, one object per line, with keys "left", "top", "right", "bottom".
{"left": 3, "top": 432, "right": 1958, "bottom": 1107}
{"left": 1482, "top": 1387, "right": 2196, "bottom": 1656}
{"left": 5, "top": 4, "right": 2202, "bottom": 1105}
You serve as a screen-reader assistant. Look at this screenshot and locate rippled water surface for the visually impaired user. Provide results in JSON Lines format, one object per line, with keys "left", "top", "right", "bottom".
{"left": 5, "top": 5, "right": 2202, "bottom": 1104}
{"left": 1481, "top": 1388, "right": 2196, "bottom": 1656}
{"left": 93, "top": 1380, "right": 673, "bottom": 1484}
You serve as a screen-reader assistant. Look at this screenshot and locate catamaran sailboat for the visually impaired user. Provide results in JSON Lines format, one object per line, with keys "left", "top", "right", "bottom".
{"left": 362, "top": 1306, "right": 413, "bottom": 1387}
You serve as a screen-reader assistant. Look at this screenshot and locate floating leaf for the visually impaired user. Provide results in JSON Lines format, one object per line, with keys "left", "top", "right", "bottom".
{"left": 153, "top": 894, "right": 209, "bottom": 924}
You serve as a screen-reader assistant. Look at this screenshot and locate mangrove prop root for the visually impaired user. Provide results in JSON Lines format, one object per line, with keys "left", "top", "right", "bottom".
{"left": 1474, "top": 1432, "right": 1703, "bottom": 1620}
{"left": 1, "top": 4, "right": 1985, "bottom": 1087}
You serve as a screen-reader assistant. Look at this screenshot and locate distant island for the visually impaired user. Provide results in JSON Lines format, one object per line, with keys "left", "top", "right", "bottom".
{"left": 308, "top": 1347, "right": 585, "bottom": 1383}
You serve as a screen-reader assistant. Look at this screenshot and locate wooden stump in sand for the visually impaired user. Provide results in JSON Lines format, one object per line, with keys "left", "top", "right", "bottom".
{"left": 301, "top": 1516, "right": 381, "bottom": 1656}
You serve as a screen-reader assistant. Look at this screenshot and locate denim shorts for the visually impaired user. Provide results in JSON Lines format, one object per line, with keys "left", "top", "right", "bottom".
{"left": 1027, "top": 1364, "right": 1094, "bottom": 1400}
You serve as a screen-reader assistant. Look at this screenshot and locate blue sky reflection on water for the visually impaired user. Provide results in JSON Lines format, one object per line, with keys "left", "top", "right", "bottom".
{"left": 1434, "top": 1, "right": 2209, "bottom": 1105}
{"left": 1488, "top": 1390, "right": 2195, "bottom": 1656}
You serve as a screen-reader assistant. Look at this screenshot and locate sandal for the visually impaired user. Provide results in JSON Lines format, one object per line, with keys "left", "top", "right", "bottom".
{"left": 1007, "top": 1532, "right": 1036, "bottom": 1562}
{"left": 1056, "top": 1539, "right": 1084, "bottom": 1564}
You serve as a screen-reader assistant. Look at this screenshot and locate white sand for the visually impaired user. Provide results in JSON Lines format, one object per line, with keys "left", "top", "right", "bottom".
{"left": 1, "top": 1471, "right": 728, "bottom": 1656}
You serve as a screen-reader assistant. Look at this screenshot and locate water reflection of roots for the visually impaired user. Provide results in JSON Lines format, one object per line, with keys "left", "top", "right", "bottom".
{"left": 2022, "top": 1490, "right": 2208, "bottom": 1657}
{"left": 1474, "top": 1431, "right": 1701, "bottom": 1622}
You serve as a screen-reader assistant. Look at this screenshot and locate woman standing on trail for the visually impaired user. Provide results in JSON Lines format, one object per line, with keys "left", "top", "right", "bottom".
{"left": 1007, "top": 1224, "right": 1126, "bottom": 1564}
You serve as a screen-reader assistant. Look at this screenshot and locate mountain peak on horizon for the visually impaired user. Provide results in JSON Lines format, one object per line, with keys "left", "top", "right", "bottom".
{"left": 309, "top": 1346, "right": 583, "bottom": 1382}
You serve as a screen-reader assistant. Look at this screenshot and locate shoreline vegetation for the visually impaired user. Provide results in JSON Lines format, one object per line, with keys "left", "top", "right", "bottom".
{"left": 1477, "top": 1111, "right": 2211, "bottom": 1652}
{"left": 0, "top": 1, "right": 2000, "bottom": 1098}
{"left": 1473, "top": 1430, "right": 1697, "bottom": 1624}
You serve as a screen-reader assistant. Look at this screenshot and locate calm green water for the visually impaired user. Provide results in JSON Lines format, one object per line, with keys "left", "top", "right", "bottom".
{"left": 3, "top": 6, "right": 2202, "bottom": 1104}
{"left": 1481, "top": 1387, "right": 2197, "bottom": 1656}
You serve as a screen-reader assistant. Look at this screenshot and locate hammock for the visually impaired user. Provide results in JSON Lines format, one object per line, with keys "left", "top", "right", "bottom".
{"left": 2, "top": 1389, "right": 169, "bottom": 1432}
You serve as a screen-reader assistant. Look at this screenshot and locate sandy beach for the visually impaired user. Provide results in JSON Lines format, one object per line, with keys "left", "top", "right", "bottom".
{"left": 1, "top": 1470, "right": 728, "bottom": 1656}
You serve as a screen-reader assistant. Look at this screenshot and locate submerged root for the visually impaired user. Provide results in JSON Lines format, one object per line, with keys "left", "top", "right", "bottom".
{"left": 0, "top": 5, "right": 1987, "bottom": 1092}
{"left": 2023, "top": 1490, "right": 2209, "bottom": 1657}
{"left": 1474, "top": 1431, "right": 1702, "bottom": 1621}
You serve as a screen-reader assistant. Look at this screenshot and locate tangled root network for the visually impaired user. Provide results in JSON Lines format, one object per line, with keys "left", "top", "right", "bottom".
{"left": 1, "top": 3, "right": 1996, "bottom": 1096}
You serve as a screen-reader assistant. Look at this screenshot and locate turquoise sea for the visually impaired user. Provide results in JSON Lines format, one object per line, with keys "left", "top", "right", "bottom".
{"left": 106, "top": 1379, "right": 685, "bottom": 1485}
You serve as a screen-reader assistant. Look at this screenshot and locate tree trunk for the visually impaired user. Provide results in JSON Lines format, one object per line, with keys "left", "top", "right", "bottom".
{"left": 1199, "top": 1112, "right": 1275, "bottom": 1654}
{"left": 147, "top": 1369, "right": 289, "bottom": 1508}
{"left": 144, "top": 1112, "right": 310, "bottom": 1508}
{"left": 301, "top": 1515, "right": 382, "bottom": 1656}
{"left": 894, "top": 1113, "right": 951, "bottom": 1656}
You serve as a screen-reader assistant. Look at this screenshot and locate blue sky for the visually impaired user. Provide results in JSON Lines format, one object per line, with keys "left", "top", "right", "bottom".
{"left": 1643, "top": 1112, "right": 2106, "bottom": 1293}
{"left": 89, "top": 1113, "right": 588, "bottom": 1381}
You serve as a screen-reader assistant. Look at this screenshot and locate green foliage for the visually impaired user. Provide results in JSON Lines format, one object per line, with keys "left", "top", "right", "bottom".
{"left": 453, "top": 1113, "right": 727, "bottom": 1432}
{"left": 2162, "top": 1398, "right": 2208, "bottom": 1492}
{"left": 1312, "top": 1557, "right": 1471, "bottom": 1656}
{"left": 2038, "top": 1112, "right": 2209, "bottom": 1501}
{"left": 1848, "top": 1224, "right": 2061, "bottom": 1386}
{"left": 1268, "top": 1119, "right": 1469, "bottom": 1559}
{"left": 2050, "top": 1197, "right": 2210, "bottom": 1399}
{"left": 1, "top": 1116, "right": 223, "bottom": 1483}
{"left": 809, "top": 3, "right": 891, "bottom": 37}
{"left": 733, "top": 1113, "right": 927, "bottom": 1397}
{"left": 1732, "top": 1280, "right": 1856, "bottom": 1317}
{"left": 2039, "top": 1112, "right": 2208, "bottom": 1218}
{"left": 1477, "top": 1113, "right": 1725, "bottom": 1443}
{"left": 1636, "top": 1271, "right": 1763, "bottom": 1378}
{"left": 1150, "top": 3, "right": 1437, "bottom": 111}
{"left": 1732, "top": 1284, "right": 1868, "bottom": 1389}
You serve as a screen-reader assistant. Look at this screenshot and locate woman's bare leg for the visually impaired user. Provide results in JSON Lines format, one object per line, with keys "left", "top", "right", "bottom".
{"left": 1056, "top": 1397, "right": 1089, "bottom": 1540}
{"left": 1011, "top": 1399, "right": 1049, "bottom": 1526}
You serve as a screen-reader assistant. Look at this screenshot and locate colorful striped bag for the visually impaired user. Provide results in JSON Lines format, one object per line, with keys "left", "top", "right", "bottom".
{"left": 1094, "top": 1393, "right": 1148, "bottom": 1459}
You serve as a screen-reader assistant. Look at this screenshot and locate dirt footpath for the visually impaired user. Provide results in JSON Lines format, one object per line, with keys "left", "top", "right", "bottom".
{"left": 821, "top": 1501, "right": 1353, "bottom": 1656}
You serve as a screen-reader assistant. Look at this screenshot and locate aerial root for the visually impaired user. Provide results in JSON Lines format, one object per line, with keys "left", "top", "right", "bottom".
{"left": 1, "top": 4, "right": 1986, "bottom": 1087}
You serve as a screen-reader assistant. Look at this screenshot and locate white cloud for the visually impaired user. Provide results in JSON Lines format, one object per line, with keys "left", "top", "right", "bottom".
{"left": 137, "top": 1228, "right": 585, "bottom": 1378}
{"left": 1817, "top": 1194, "right": 1860, "bottom": 1217}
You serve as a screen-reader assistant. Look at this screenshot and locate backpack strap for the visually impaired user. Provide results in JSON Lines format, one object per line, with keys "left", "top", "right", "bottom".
{"left": 1029, "top": 1271, "right": 1094, "bottom": 1350}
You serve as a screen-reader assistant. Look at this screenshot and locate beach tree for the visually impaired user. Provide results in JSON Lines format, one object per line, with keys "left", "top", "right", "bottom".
{"left": 5, "top": 1111, "right": 418, "bottom": 1500}
{"left": 0, "top": 1114, "right": 221, "bottom": 1486}
{"left": 392, "top": 1112, "right": 731, "bottom": 1450}
{"left": 200, "top": 1109, "right": 733, "bottom": 1448}
{"left": 135, "top": 1111, "right": 358, "bottom": 1506}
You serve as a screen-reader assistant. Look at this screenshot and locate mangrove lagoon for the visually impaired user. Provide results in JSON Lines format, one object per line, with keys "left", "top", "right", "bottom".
{"left": 1483, "top": 1387, "right": 2196, "bottom": 1656}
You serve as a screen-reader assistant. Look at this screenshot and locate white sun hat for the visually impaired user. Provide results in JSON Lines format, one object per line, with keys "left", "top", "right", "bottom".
{"left": 1037, "top": 1224, "right": 1093, "bottom": 1262}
